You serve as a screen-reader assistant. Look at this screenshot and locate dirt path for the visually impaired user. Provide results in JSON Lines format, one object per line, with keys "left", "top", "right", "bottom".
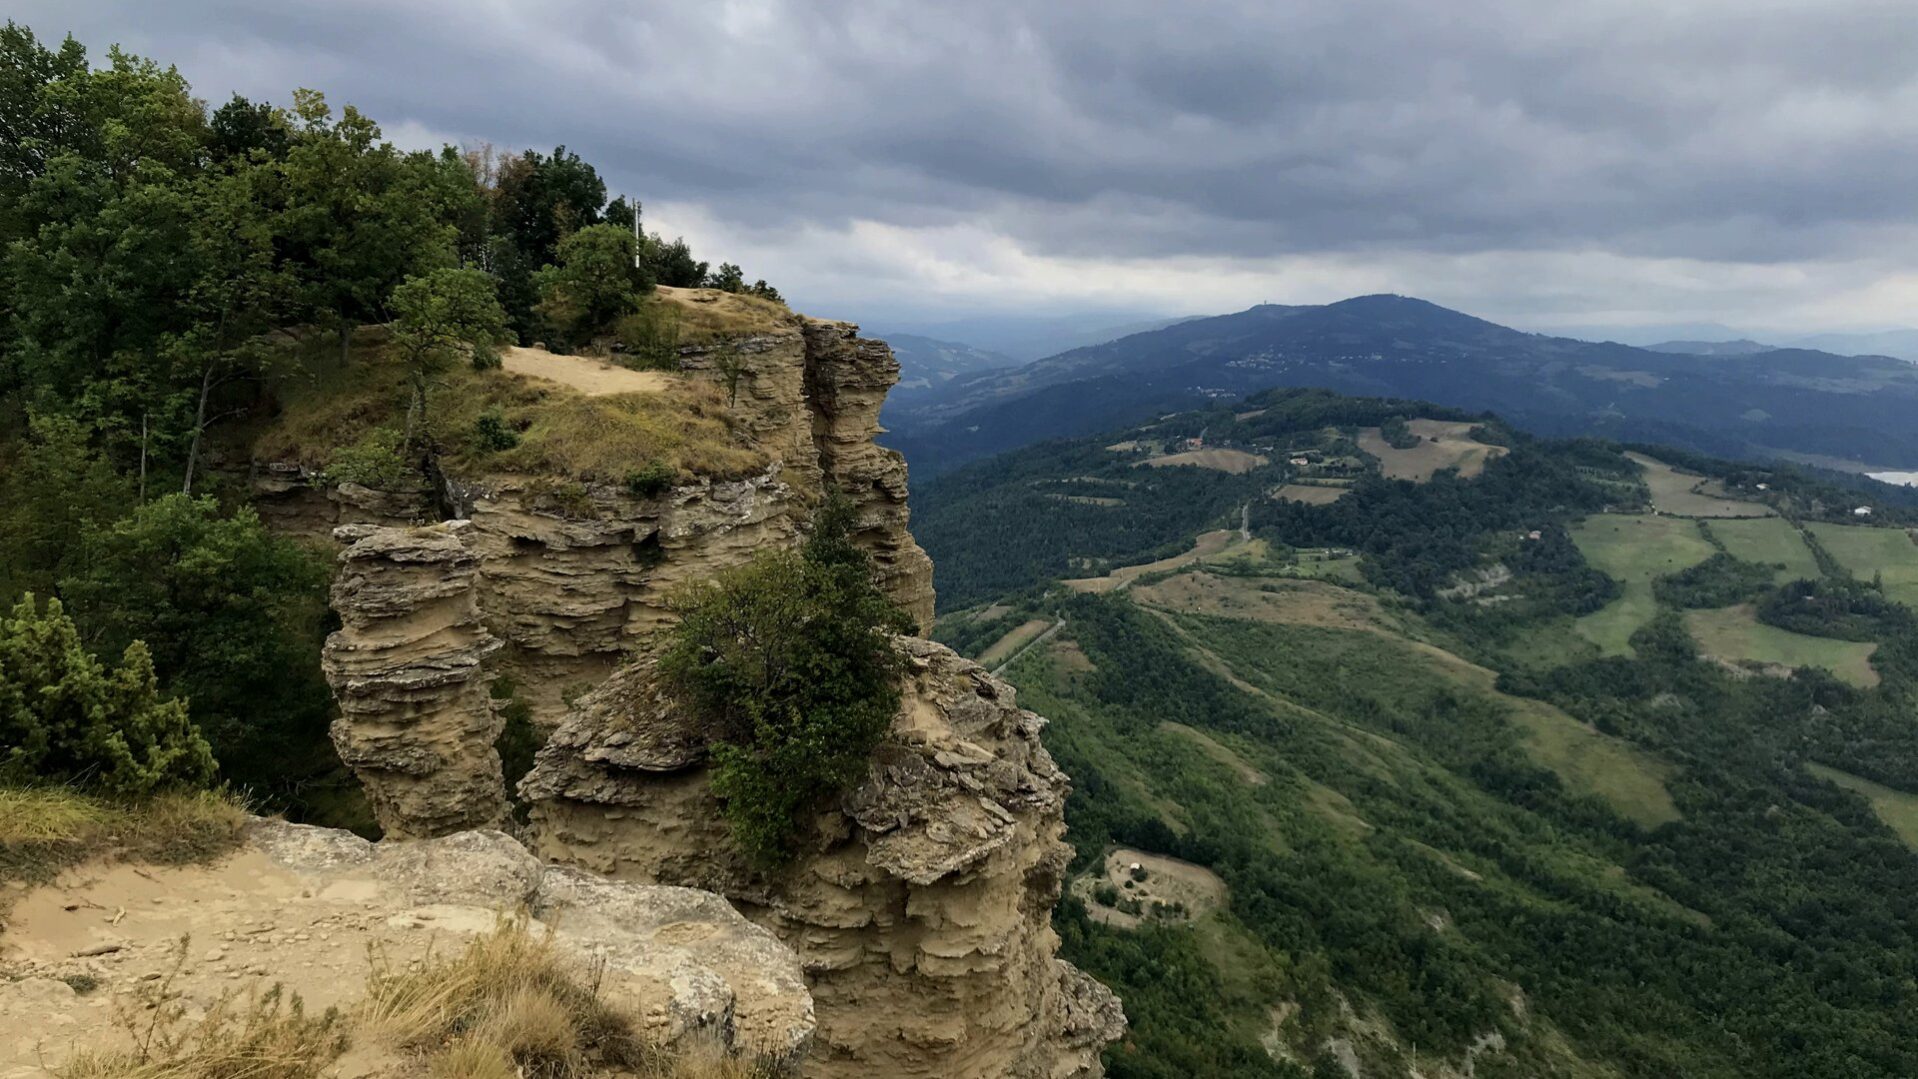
{"left": 501, "top": 346, "right": 672, "bottom": 396}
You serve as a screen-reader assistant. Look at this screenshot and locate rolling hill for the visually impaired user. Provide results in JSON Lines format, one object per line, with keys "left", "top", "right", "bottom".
{"left": 884, "top": 295, "right": 1918, "bottom": 476}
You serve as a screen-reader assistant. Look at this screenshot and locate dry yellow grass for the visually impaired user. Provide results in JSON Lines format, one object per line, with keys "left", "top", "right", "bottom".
{"left": 54, "top": 918, "right": 761, "bottom": 1079}
{"left": 649, "top": 287, "right": 794, "bottom": 344}
{"left": 1357, "top": 420, "right": 1507, "bottom": 481}
{"left": 250, "top": 339, "right": 766, "bottom": 485}
{"left": 1, "top": 787, "right": 248, "bottom": 899}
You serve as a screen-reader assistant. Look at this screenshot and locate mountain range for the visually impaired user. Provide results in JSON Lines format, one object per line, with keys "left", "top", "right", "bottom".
{"left": 882, "top": 294, "right": 1918, "bottom": 476}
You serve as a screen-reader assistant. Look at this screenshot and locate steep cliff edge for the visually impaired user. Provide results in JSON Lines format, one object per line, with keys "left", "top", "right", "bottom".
{"left": 263, "top": 288, "right": 933, "bottom": 729}
{"left": 522, "top": 638, "right": 1125, "bottom": 1078}
{"left": 296, "top": 289, "right": 1120, "bottom": 1075}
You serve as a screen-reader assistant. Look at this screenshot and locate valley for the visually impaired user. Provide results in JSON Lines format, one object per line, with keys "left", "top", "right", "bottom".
{"left": 921, "top": 387, "right": 1918, "bottom": 1077}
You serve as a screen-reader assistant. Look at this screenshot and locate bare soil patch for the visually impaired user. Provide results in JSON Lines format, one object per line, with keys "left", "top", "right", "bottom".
{"left": 1138, "top": 449, "right": 1269, "bottom": 474}
{"left": 1071, "top": 848, "right": 1227, "bottom": 929}
{"left": 500, "top": 346, "right": 673, "bottom": 397}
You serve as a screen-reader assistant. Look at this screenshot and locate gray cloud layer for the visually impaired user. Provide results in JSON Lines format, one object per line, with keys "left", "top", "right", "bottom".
{"left": 20, "top": 1, "right": 1918, "bottom": 329}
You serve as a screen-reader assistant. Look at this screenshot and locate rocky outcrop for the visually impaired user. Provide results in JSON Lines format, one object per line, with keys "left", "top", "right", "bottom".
{"left": 0, "top": 821, "right": 814, "bottom": 1074}
{"left": 261, "top": 300, "right": 933, "bottom": 729}
{"left": 322, "top": 521, "right": 506, "bottom": 837}
{"left": 523, "top": 637, "right": 1126, "bottom": 1078}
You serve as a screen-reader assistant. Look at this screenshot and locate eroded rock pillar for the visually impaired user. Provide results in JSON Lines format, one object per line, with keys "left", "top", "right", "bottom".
{"left": 322, "top": 522, "right": 505, "bottom": 837}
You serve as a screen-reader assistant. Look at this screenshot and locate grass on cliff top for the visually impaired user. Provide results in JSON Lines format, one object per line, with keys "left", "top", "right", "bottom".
{"left": 648, "top": 286, "right": 794, "bottom": 345}
{"left": 248, "top": 331, "right": 767, "bottom": 485}
{"left": 61, "top": 918, "right": 765, "bottom": 1079}
{"left": 0, "top": 785, "right": 248, "bottom": 899}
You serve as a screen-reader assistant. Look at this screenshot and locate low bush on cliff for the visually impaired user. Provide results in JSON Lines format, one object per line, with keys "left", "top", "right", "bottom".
{"left": 0, "top": 595, "right": 216, "bottom": 796}
{"left": 660, "top": 493, "right": 912, "bottom": 865}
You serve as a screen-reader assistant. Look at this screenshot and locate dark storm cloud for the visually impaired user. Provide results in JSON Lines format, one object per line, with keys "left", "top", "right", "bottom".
{"left": 17, "top": 1, "right": 1918, "bottom": 318}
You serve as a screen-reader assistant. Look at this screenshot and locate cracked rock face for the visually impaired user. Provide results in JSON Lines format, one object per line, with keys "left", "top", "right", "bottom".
{"left": 522, "top": 638, "right": 1126, "bottom": 1078}
{"left": 322, "top": 522, "right": 506, "bottom": 838}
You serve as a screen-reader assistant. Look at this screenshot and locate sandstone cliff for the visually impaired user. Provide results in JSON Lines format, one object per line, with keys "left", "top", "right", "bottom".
{"left": 266, "top": 289, "right": 934, "bottom": 729}
{"left": 522, "top": 637, "right": 1125, "bottom": 1078}
{"left": 322, "top": 520, "right": 506, "bottom": 838}
{"left": 293, "top": 289, "right": 1121, "bottom": 1075}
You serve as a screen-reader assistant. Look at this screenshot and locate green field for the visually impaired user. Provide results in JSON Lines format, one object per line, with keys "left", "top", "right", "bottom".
{"left": 1809, "top": 764, "right": 1918, "bottom": 851}
{"left": 1709, "top": 517, "right": 1821, "bottom": 580}
{"left": 1572, "top": 514, "right": 1717, "bottom": 655}
{"left": 1504, "top": 698, "right": 1681, "bottom": 828}
{"left": 1627, "top": 452, "right": 1773, "bottom": 517}
{"left": 1808, "top": 523, "right": 1918, "bottom": 608}
{"left": 1684, "top": 605, "right": 1880, "bottom": 688}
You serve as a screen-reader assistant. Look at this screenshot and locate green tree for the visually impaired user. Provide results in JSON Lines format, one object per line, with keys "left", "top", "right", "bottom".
{"left": 389, "top": 267, "right": 508, "bottom": 444}
{"left": 0, "top": 414, "right": 131, "bottom": 598}
{"left": 59, "top": 495, "right": 332, "bottom": 794}
{"left": 0, "top": 594, "right": 214, "bottom": 795}
{"left": 278, "top": 90, "right": 459, "bottom": 366}
{"left": 705, "top": 261, "right": 745, "bottom": 293}
{"left": 659, "top": 492, "right": 911, "bottom": 864}
{"left": 533, "top": 222, "right": 651, "bottom": 346}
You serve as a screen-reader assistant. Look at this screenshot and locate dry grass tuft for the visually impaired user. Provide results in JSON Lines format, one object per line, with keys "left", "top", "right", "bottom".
{"left": 57, "top": 937, "right": 347, "bottom": 1079}
{"left": 0, "top": 786, "right": 247, "bottom": 895}
{"left": 360, "top": 917, "right": 641, "bottom": 1078}
{"left": 491, "top": 381, "right": 764, "bottom": 482}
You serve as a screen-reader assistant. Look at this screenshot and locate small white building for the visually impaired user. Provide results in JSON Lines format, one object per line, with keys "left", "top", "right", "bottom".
{"left": 1854, "top": 506, "right": 1874, "bottom": 517}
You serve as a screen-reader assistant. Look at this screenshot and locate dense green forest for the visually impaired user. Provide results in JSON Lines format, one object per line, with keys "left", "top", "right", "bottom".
{"left": 922, "top": 388, "right": 1918, "bottom": 1076}
{"left": 0, "top": 24, "right": 779, "bottom": 819}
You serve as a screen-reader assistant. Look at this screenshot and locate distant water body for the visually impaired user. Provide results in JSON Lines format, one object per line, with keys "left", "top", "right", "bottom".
{"left": 1869, "top": 471, "right": 1918, "bottom": 486}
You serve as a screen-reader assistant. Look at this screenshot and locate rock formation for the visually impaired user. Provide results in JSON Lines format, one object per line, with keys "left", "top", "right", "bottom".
{"left": 322, "top": 521, "right": 506, "bottom": 837}
{"left": 264, "top": 292, "right": 933, "bottom": 729}
{"left": 0, "top": 821, "right": 814, "bottom": 1074}
{"left": 287, "top": 290, "right": 1118, "bottom": 1075}
{"left": 523, "top": 637, "right": 1126, "bottom": 1078}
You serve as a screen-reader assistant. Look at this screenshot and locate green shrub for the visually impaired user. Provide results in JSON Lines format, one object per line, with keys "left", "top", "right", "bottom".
{"left": 622, "top": 461, "right": 676, "bottom": 498}
{"left": 326, "top": 427, "right": 416, "bottom": 489}
{"left": 614, "top": 305, "right": 682, "bottom": 371}
{"left": 659, "top": 492, "right": 911, "bottom": 865}
{"left": 472, "top": 407, "right": 520, "bottom": 452}
{"left": 0, "top": 595, "right": 215, "bottom": 796}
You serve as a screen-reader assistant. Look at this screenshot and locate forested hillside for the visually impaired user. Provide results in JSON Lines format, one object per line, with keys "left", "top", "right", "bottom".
{"left": 923, "top": 387, "right": 1918, "bottom": 1077}
{"left": 0, "top": 24, "right": 780, "bottom": 823}
{"left": 885, "top": 294, "right": 1918, "bottom": 475}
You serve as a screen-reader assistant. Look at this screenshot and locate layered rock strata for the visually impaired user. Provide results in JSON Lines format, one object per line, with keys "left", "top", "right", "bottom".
{"left": 522, "top": 637, "right": 1126, "bottom": 1078}
{"left": 322, "top": 522, "right": 506, "bottom": 837}
{"left": 266, "top": 298, "right": 933, "bottom": 728}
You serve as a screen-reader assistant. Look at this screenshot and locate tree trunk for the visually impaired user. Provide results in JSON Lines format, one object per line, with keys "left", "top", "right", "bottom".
{"left": 182, "top": 362, "right": 214, "bottom": 496}
{"left": 339, "top": 315, "right": 353, "bottom": 369}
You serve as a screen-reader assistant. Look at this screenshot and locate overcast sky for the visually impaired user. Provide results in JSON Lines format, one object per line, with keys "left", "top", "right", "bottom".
{"left": 22, "top": 1, "right": 1918, "bottom": 335}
